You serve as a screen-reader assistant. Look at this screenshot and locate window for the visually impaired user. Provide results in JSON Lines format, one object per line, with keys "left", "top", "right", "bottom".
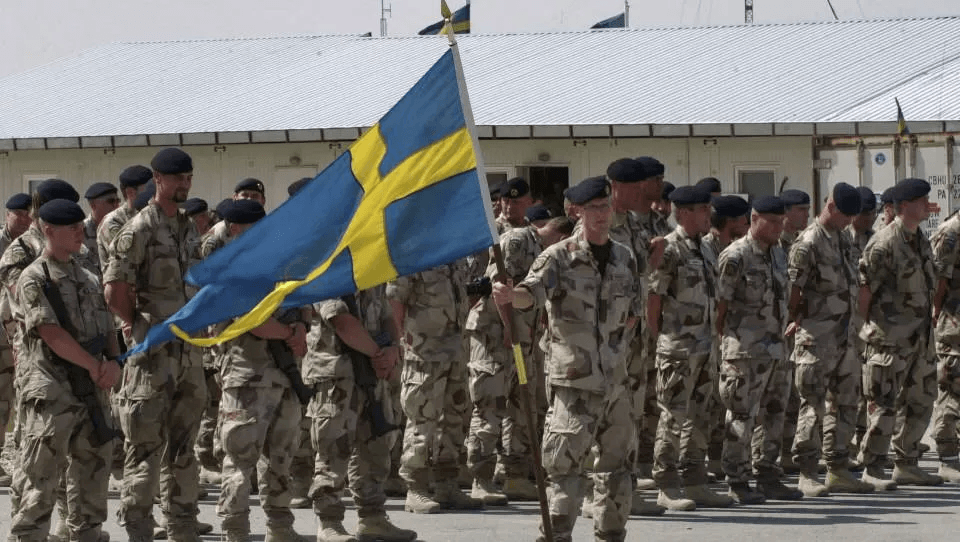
{"left": 737, "top": 168, "right": 777, "bottom": 200}
{"left": 518, "top": 166, "right": 569, "bottom": 216}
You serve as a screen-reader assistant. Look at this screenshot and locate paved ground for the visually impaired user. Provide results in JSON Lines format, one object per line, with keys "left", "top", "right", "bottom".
{"left": 2, "top": 458, "right": 960, "bottom": 541}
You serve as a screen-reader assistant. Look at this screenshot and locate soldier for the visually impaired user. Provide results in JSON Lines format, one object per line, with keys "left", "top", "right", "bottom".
{"left": 879, "top": 187, "right": 896, "bottom": 227}
{"left": 104, "top": 147, "right": 209, "bottom": 541}
{"left": 304, "top": 285, "right": 416, "bottom": 542}
{"left": 10, "top": 199, "right": 122, "bottom": 542}
{"left": 387, "top": 259, "right": 483, "bottom": 512}
{"left": 847, "top": 187, "right": 878, "bottom": 452}
{"left": 234, "top": 177, "right": 266, "bottom": 205}
{"left": 931, "top": 202, "right": 960, "bottom": 483}
{"left": 96, "top": 166, "right": 153, "bottom": 274}
{"left": 717, "top": 196, "right": 803, "bottom": 503}
{"left": 497, "top": 177, "right": 534, "bottom": 234}
{"left": 651, "top": 181, "right": 675, "bottom": 223}
{"left": 492, "top": 176, "right": 641, "bottom": 542}
{"left": 0, "top": 193, "right": 30, "bottom": 487}
{"left": 857, "top": 178, "right": 942, "bottom": 489}
{"left": 181, "top": 198, "right": 212, "bottom": 237}
{"left": 82, "top": 182, "right": 120, "bottom": 275}
{"left": 695, "top": 177, "right": 723, "bottom": 197}
{"left": 786, "top": 183, "right": 874, "bottom": 496}
{"left": 648, "top": 186, "right": 733, "bottom": 510}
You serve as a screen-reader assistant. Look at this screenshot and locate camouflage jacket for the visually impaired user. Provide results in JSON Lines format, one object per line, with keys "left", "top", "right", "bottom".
{"left": 219, "top": 307, "right": 306, "bottom": 389}
{"left": 302, "top": 284, "right": 393, "bottom": 382}
{"left": 199, "top": 224, "right": 233, "bottom": 370}
{"left": 0, "top": 225, "right": 49, "bottom": 354}
{"left": 780, "top": 229, "right": 800, "bottom": 255}
{"left": 650, "top": 225, "right": 717, "bottom": 358}
{"left": 788, "top": 220, "right": 858, "bottom": 349}
{"left": 718, "top": 230, "right": 788, "bottom": 361}
{"left": 103, "top": 202, "right": 200, "bottom": 333}
{"left": 82, "top": 216, "right": 99, "bottom": 275}
{"left": 858, "top": 217, "right": 935, "bottom": 350}
{"left": 386, "top": 260, "right": 470, "bottom": 363}
{"left": 0, "top": 226, "right": 15, "bottom": 257}
{"left": 519, "top": 231, "right": 641, "bottom": 392}
{"left": 17, "top": 254, "right": 112, "bottom": 401}
{"left": 701, "top": 231, "right": 730, "bottom": 272}
{"left": 97, "top": 205, "right": 136, "bottom": 273}
{"left": 930, "top": 213, "right": 960, "bottom": 352}
{"left": 844, "top": 224, "right": 873, "bottom": 268}
{"left": 574, "top": 210, "right": 650, "bottom": 270}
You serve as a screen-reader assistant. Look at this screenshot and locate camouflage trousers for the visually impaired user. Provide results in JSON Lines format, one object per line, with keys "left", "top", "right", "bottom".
{"left": 858, "top": 344, "right": 937, "bottom": 467}
{"left": 791, "top": 343, "right": 861, "bottom": 468}
{"left": 652, "top": 351, "right": 716, "bottom": 488}
{"left": 933, "top": 354, "right": 960, "bottom": 460}
{"left": 465, "top": 331, "right": 537, "bottom": 481}
{"left": 718, "top": 357, "right": 791, "bottom": 483}
{"left": 217, "top": 385, "right": 301, "bottom": 533}
{"left": 10, "top": 396, "right": 113, "bottom": 542}
{"left": 541, "top": 386, "right": 635, "bottom": 541}
{"left": 196, "top": 367, "right": 223, "bottom": 472}
{"left": 308, "top": 376, "right": 399, "bottom": 521}
{"left": 399, "top": 358, "right": 470, "bottom": 487}
{"left": 0, "top": 342, "right": 12, "bottom": 455}
{"left": 627, "top": 332, "right": 659, "bottom": 469}
{"left": 289, "top": 405, "right": 314, "bottom": 498}
{"left": 116, "top": 350, "right": 207, "bottom": 528}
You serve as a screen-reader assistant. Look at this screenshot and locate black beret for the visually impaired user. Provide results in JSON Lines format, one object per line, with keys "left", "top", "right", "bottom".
{"left": 38, "top": 199, "right": 85, "bottom": 226}
{"left": 525, "top": 204, "right": 551, "bottom": 223}
{"left": 856, "top": 186, "right": 877, "bottom": 212}
{"left": 753, "top": 195, "right": 785, "bottom": 215}
{"left": 669, "top": 186, "right": 711, "bottom": 206}
{"left": 661, "top": 181, "right": 676, "bottom": 200}
{"left": 696, "top": 177, "right": 722, "bottom": 194}
{"left": 134, "top": 181, "right": 155, "bottom": 211}
{"left": 84, "top": 182, "right": 118, "bottom": 200}
{"left": 288, "top": 177, "right": 311, "bottom": 197}
{"left": 893, "top": 178, "right": 931, "bottom": 203}
{"left": 214, "top": 198, "right": 233, "bottom": 219}
{"left": 780, "top": 189, "right": 810, "bottom": 208}
{"left": 36, "top": 179, "right": 79, "bottom": 205}
{"left": 880, "top": 186, "right": 896, "bottom": 205}
{"left": 833, "top": 182, "right": 862, "bottom": 216}
{"left": 235, "top": 177, "right": 265, "bottom": 194}
{"left": 501, "top": 177, "right": 529, "bottom": 199}
{"left": 489, "top": 184, "right": 501, "bottom": 200}
{"left": 181, "top": 198, "right": 208, "bottom": 217}
{"left": 150, "top": 148, "right": 193, "bottom": 175}
{"left": 712, "top": 195, "right": 751, "bottom": 218}
{"left": 5, "top": 193, "right": 31, "bottom": 211}
{"left": 606, "top": 158, "right": 646, "bottom": 183}
{"left": 118, "top": 165, "right": 153, "bottom": 189}
{"left": 635, "top": 156, "right": 665, "bottom": 179}
{"left": 220, "top": 199, "right": 266, "bottom": 225}
{"left": 566, "top": 176, "right": 611, "bottom": 205}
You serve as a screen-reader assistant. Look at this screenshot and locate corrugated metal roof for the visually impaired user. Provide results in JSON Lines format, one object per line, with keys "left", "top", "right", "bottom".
{"left": 2, "top": 16, "right": 960, "bottom": 140}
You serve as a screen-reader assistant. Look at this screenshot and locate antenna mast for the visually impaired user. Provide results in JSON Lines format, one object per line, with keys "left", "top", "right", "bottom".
{"left": 380, "top": 0, "right": 392, "bottom": 37}
{"left": 745, "top": 0, "right": 754, "bottom": 23}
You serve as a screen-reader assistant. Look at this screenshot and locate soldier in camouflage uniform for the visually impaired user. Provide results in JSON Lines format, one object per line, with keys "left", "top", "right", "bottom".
{"left": 0, "top": 193, "right": 30, "bottom": 488}
{"left": 305, "top": 285, "right": 416, "bottom": 542}
{"left": 181, "top": 198, "right": 212, "bottom": 237}
{"left": 213, "top": 200, "right": 308, "bottom": 542}
{"left": 648, "top": 186, "right": 733, "bottom": 510}
{"left": 104, "top": 148, "right": 208, "bottom": 542}
{"left": 96, "top": 166, "right": 153, "bottom": 274}
{"left": 386, "top": 260, "right": 484, "bottom": 512}
{"left": 857, "top": 178, "right": 943, "bottom": 489}
{"left": 10, "top": 199, "right": 122, "bottom": 542}
{"left": 496, "top": 177, "right": 534, "bottom": 234}
{"left": 786, "top": 183, "right": 874, "bottom": 496}
{"left": 81, "top": 182, "right": 120, "bottom": 276}
{"left": 717, "top": 196, "right": 803, "bottom": 504}
{"left": 493, "top": 177, "right": 641, "bottom": 542}
{"left": 931, "top": 207, "right": 960, "bottom": 483}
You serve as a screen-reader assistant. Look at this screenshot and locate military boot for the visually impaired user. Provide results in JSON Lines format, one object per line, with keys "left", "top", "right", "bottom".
{"left": 635, "top": 463, "right": 657, "bottom": 490}
{"left": 0, "top": 464, "right": 11, "bottom": 487}
{"left": 539, "top": 514, "right": 574, "bottom": 542}
{"left": 502, "top": 477, "right": 539, "bottom": 501}
{"left": 824, "top": 467, "right": 874, "bottom": 493}
{"left": 862, "top": 464, "right": 897, "bottom": 491}
{"left": 757, "top": 479, "right": 804, "bottom": 501}
{"left": 919, "top": 442, "right": 931, "bottom": 459}
{"left": 656, "top": 487, "right": 696, "bottom": 511}
{"left": 798, "top": 472, "right": 830, "bottom": 497}
{"left": 316, "top": 520, "right": 357, "bottom": 542}
{"left": 165, "top": 520, "right": 201, "bottom": 542}
{"left": 684, "top": 484, "right": 734, "bottom": 508}
{"left": 728, "top": 482, "right": 766, "bottom": 505}
{"left": 938, "top": 461, "right": 960, "bottom": 483}
{"left": 892, "top": 464, "right": 944, "bottom": 486}
{"left": 404, "top": 487, "right": 441, "bottom": 514}
{"left": 630, "top": 492, "right": 667, "bottom": 516}
{"left": 383, "top": 476, "right": 407, "bottom": 497}
{"left": 265, "top": 524, "right": 308, "bottom": 542}
{"left": 221, "top": 530, "right": 250, "bottom": 542}
{"left": 355, "top": 514, "right": 417, "bottom": 542}
{"left": 124, "top": 519, "right": 155, "bottom": 542}
{"left": 779, "top": 453, "right": 801, "bottom": 475}
{"left": 471, "top": 478, "right": 508, "bottom": 506}
{"left": 74, "top": 526, "right": 111, "bottom": 542}
{"left": 435, "top": 480, "right": 484, "bottom": 510}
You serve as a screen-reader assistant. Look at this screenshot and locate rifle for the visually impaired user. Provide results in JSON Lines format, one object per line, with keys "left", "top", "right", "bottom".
{"left": 342, "top": 294, "right": 400, "bottom": 440}
{"left": 40, "top": 262, "right": 117, "bottom": 447}
{"left": 266, "top": 309, "right": 315, "bottom": 406}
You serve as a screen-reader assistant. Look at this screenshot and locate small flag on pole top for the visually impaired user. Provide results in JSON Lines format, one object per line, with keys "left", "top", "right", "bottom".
{"left": 591, "top": 12, "right": 626, "bottom": 29}
{"left": 419, "top": 0, "right": 470, "bottom": 35}
{"left": 896, "top": 97, "right": 910, "bottom": 136}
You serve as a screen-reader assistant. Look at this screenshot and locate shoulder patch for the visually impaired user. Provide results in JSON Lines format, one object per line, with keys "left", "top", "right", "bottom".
{"left": 22, "top": 278, "right": 41, "bottom": 305}
{"left": 115, "top": 231, "right": 133, "bottom": 255}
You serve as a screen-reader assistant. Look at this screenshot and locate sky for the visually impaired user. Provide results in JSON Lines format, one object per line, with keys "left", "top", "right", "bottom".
{"left": 0, "top": 0, "right": 957, "bottom": 77}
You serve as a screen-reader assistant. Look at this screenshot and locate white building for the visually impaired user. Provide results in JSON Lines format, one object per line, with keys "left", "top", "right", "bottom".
{"left": 0, "top": 16, "right": 959, "bottom": 222}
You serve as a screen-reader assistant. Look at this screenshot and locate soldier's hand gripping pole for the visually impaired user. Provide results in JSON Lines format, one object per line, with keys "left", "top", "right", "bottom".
{"left": 491, "top": 244, "right": 554, "bottom": 542}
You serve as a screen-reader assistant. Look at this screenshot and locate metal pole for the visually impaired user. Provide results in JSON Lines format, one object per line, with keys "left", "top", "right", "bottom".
{"left": 625, "top": 0, "right": 630, "bottom": 27}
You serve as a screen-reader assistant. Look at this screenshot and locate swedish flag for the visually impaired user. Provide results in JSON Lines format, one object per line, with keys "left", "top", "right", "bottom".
{"left": 420, "top": 1, "right": 470, "bottom": 35}
{"left": 123, "top": 48, "right": 496, "bottom": 356}
{"left": 591, "top": 12, "right": 626, "bottom": 29}
{"left": 896, "top": 97, "right": 910, "bottom": 136}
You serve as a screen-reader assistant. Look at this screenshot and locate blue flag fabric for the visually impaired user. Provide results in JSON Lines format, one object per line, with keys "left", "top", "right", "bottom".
{"left": 591, "top": 13, "right": 625, "bottom": 29}
{"left": 420, "top": 3, "right": 470, "bottom": 35}
{"left": 124, "top": 48, "right": 496, "bottom": 357}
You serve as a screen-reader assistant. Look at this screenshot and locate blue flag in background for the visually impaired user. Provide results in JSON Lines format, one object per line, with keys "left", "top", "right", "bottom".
{"left": 591, "top": 13, "right": 626, "bottom": 29}
{"left": 123, "top": 48, "right": 496, "bottom": 357}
